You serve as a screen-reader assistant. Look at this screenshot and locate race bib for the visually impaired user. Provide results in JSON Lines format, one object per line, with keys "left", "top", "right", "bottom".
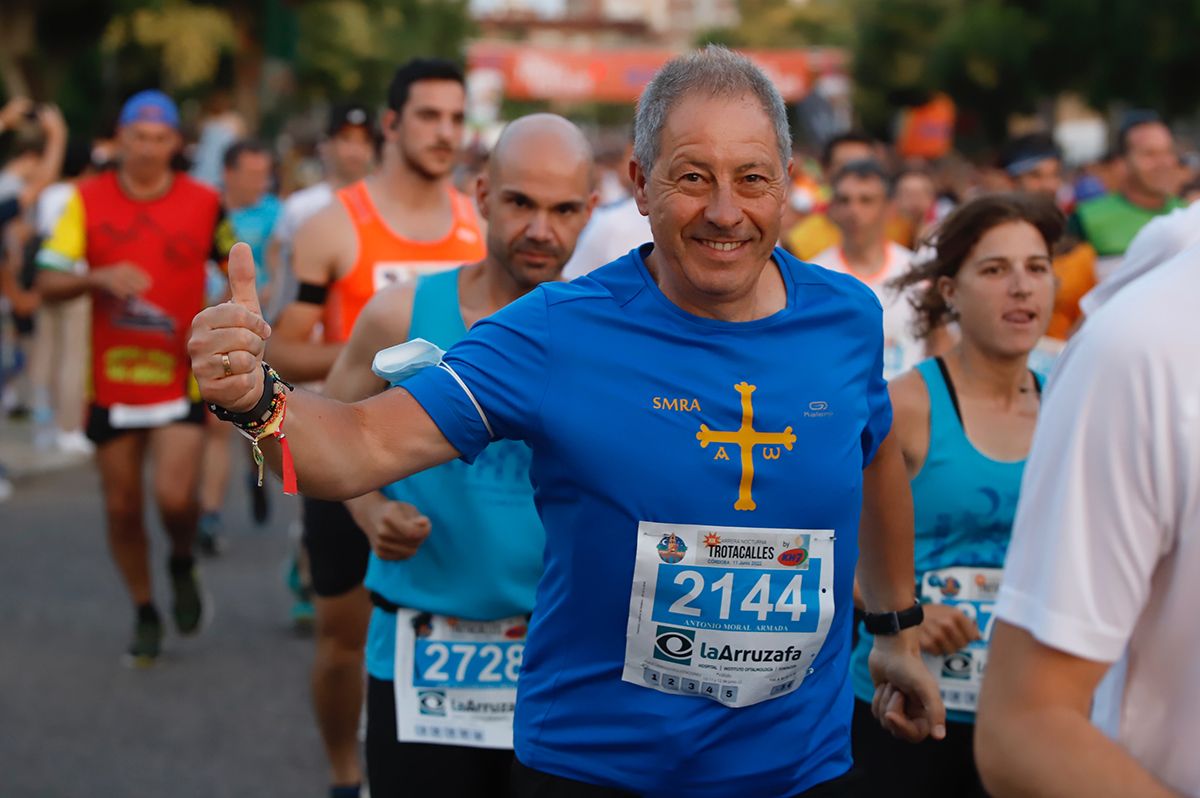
{"left": 394, "top": 610, "right": 527, "bottom": 749}
{"left": 623, "top": 522, "right": 835, "bottom": 709}
{"left": 919, "top": 566, "right": 1002, "bottom": 713}
{"left": 372, "top": 261, "right": 462, "bottom": 292}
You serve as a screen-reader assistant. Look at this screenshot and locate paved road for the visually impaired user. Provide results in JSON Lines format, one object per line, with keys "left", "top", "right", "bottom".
{"left": 0, "top": 454, "right": 329, "bottom": 797}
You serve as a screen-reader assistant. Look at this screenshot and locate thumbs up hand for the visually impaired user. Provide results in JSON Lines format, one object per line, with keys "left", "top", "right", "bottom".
{"left": 188, "top": 243, "right": 273, "bottom": 412}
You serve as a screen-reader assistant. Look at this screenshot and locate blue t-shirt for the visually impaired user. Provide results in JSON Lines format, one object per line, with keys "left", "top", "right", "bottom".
{"left": 403, "top": 245, "right": 891, "bottom": 797}
{"left": 364, "top": 268, "right": 545, "bottom": 681}
{"left": 229, "top": 194, "right": 281, "bottom": 288}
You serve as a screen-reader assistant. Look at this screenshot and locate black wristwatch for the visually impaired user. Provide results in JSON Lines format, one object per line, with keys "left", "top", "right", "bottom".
{"left": 208, "top": 362, "right": 292, "bottom": 426}
{"left": 862, "top": 602, "right": 924, "bottom": 636}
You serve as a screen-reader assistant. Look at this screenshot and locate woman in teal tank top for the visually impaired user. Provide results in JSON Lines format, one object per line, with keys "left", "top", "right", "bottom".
{"left": 850, "top": 194, "right": 1063, "bottom": 797}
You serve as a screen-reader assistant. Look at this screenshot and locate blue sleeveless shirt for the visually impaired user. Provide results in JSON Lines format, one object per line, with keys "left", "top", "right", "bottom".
{"left": 364, "top": 268, "right": 545, "bottom": 680}
{"left": 849, "top": 358, "right": 1038, "bottom": 723}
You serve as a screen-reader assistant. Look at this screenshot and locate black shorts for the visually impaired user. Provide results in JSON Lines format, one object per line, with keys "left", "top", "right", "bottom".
{"left": 510, "top": 758, "right": 857, "bottom": 798}
{"left": 301, "top": 496, "right": 371, "bottom": 598}
{"left": 851, "top": 698, "right": 986, "bottom": 798}
{"left": 86, "top": 401, "right": 206, "bottom": 446}
{"left": 366, "top": 676, "right": 514, "bottom": 798}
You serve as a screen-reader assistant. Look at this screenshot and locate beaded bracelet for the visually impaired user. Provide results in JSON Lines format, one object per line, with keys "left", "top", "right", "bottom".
{"left": 210, "top": 363, "right": 297, "bottom": 495}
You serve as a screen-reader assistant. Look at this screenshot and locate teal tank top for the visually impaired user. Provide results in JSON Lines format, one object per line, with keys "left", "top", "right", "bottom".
{"left": 364, "top": 268, "right": 545, "bottom": 680}
{"left": 849, "top": 358, "right": 1039, "bottom": 723}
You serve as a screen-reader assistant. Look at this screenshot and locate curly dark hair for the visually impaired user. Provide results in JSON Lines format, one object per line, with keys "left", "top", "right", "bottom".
{"left": 890, "top": 193, "right": 1064, "bottom": 340}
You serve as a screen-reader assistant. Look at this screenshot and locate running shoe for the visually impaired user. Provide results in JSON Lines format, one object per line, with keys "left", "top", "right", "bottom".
{"left": 197, "top": 512, "right": 223, "bottom": 557}
{"left": 124, "top": 607, "right": 163, "bottom": 668}
{"left": 169, "top": 557, "right": 206, "bottom": 636}
{"left": 285, "top": 551, "right": 315, "bottom": 632}
{"left": 55, "top": 429, "right": 95, "bottom": 456}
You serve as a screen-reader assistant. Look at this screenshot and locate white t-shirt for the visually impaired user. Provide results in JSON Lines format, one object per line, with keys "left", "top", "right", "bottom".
{"left": 810, "top": 242, "right": 921, "bottom": 379}
{"left": 563, "top": 196, "right": 652, "bottom": 280}
{"left": 996, "top": 243, "right": 1200, "bottom": 796}
{"left": 1080, "top": 199, "right": 1200, "bottom": 317}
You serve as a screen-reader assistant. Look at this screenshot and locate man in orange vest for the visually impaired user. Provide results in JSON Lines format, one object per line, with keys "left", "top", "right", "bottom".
{"left": 267, "top": 59, "right": 484, "bottom": 798}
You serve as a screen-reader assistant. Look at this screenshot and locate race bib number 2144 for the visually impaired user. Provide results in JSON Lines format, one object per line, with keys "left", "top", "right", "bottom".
{"left": 623, "top": 522, "right": 835, "bottom": 708}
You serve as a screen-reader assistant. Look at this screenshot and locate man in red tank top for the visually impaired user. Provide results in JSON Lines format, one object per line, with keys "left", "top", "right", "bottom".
{"left": 267, "top": 59, "right": 484, "bottom": 798}
{"left": 36, "top": 91, "right": 232, "bottom": 668}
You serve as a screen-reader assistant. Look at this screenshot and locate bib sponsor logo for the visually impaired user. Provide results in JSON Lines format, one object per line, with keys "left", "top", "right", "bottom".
{"left": 702, "top": 532, "right": 775, "bottom": 560}
{"left": 777, "top": 548, "right": 809, "bottom": 567}
{"left": 653, "top": 626, "right": 695, "bottom": 665}
{"left": 928, "top": 574, "right": 962, "bottom": 598}
{"left": 657, "top": 533, "right": 687, "bottom": 564}
{"left": 417, "top": 689, "right": 447, "bottom": 716}
{"left": 699, "top": 642, "right": 805, "bottom": 663}
{"left": 973, "top": 572, "right": 1001, "bottom": 598}
{"left": 941, "top": 651, "right": 972, "bottom": 680}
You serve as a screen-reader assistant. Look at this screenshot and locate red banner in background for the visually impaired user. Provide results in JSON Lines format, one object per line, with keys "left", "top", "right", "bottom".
{"left": 468, "top": 44, "right": 847, "bottom": 103}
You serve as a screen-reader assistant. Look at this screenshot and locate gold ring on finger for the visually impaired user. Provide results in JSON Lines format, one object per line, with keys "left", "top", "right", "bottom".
{"left": 221, "top": 353, "right": 233, "bottom": 377}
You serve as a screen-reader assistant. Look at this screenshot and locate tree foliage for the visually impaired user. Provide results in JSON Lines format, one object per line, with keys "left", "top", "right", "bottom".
{"left": 697, "top": 0, "right": 854, "bottom": 48}
{"left": 293, "top": 0, "right": 473, "bottom": 103}
{"left": 853, "top": 0, "right": 1200, "bottom": 145}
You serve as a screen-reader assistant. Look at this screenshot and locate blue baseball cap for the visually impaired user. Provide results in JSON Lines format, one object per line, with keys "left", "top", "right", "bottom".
{"left": 118, "top": 90, "right": 180, "bottom": 129}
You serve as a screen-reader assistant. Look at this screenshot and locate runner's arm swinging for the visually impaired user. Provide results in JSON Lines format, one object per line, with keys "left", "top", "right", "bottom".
{"left": 266, "top": 204, "right": 351, "bottom": 381}
{"left": 976, "top": 622, "right": 1182, "bottom": 798}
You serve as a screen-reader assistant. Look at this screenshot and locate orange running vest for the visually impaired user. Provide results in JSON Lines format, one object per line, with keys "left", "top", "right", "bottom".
{"left": 324, "top": 181, "right": 485, "bottom": 342}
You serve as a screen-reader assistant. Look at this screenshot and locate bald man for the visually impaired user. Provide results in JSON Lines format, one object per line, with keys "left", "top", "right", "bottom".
{"left": 320, "top": 114, "right": 598, "bottom": 797}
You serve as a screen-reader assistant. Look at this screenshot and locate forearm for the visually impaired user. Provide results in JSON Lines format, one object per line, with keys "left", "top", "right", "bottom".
{"left": 345, "top": 490, "right": 387, "bottom": 530}
{"left": 36, "top": 268, "right": 92, "bottom": 302}
{"left": 252, "top": 387, "right": 397, "bottom": 499}
{"left": 977, "top": 706, "right": 1180, "bottom": 798}
{"left": 856, "top": 434, "right": 917, "bottom": 613}
{"left": 266, "top": 338, "right": 344, "bottom": 382}
{"left": 251, "top": 385, "right": 453, "bottom": 500}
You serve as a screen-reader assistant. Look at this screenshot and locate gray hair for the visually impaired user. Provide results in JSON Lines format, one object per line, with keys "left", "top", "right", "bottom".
{"left": 633, "top": 45, "right": 792, "bottom": 174}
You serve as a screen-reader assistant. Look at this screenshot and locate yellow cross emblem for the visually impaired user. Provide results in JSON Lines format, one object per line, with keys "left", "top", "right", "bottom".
{"left": 697, "top": 382, "right": 796, "bottom": 511}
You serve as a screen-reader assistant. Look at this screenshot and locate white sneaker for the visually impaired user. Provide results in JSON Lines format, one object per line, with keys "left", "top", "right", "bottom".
{"left": 55, "top": 430, "right": 95, "bottom": 457}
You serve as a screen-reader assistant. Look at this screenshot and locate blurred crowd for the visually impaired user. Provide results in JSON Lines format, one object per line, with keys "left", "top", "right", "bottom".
{"left": 1, "top": 87, "right": 1195, "bottom": 498}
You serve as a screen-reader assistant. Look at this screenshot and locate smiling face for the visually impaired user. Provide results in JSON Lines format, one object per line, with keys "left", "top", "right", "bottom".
{"left": 940, "top": 220, "right": 1055, "bottom": 359}
{"left": 632, "top": 91, "right": 790, "bottom": 317}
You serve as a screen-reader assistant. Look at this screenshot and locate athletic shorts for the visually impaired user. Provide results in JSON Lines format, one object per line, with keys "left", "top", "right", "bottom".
{"left": 851, "top": 698, "right": 986, "bottom": 798}
{"left": 86, "top": 401, "right": 205, "bottom": 446}
{"left": 509, "top": 757, "right": 858, "bottom": 798}
{"left": 366, "top": 676, "right": 514, "bottom": 798}
{"left": 301, "top": 496, "right": 371, "bottom": 598}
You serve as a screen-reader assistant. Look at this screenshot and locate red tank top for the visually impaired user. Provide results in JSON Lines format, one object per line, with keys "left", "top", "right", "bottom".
{"left": 79, "top": 172, "right": 222, "bottom": 408}
{"left": 324, "top": 181, "right": 485, "bottom": 342}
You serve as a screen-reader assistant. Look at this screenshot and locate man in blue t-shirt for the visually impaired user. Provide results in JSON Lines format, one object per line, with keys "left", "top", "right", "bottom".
{"left": 193, "top": 46, "right": 945, "bottom": 798}
{"left": 318, "top": 113, "right": 598, "bottom": 797}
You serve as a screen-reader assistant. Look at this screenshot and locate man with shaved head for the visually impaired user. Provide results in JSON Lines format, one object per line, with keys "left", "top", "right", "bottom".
{"left": 318, "top": 112, "right": 597, "bottom": 797}
{"left": 192, "top": 47, "right": 942, "bottom": 797}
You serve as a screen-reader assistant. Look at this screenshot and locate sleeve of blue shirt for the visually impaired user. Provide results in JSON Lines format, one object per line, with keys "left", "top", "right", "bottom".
{"left": 402, "top": 288, "right": 551, "bottom": 464}
{"left": 859, "top": 307, "right": 893, "bottom": 468}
